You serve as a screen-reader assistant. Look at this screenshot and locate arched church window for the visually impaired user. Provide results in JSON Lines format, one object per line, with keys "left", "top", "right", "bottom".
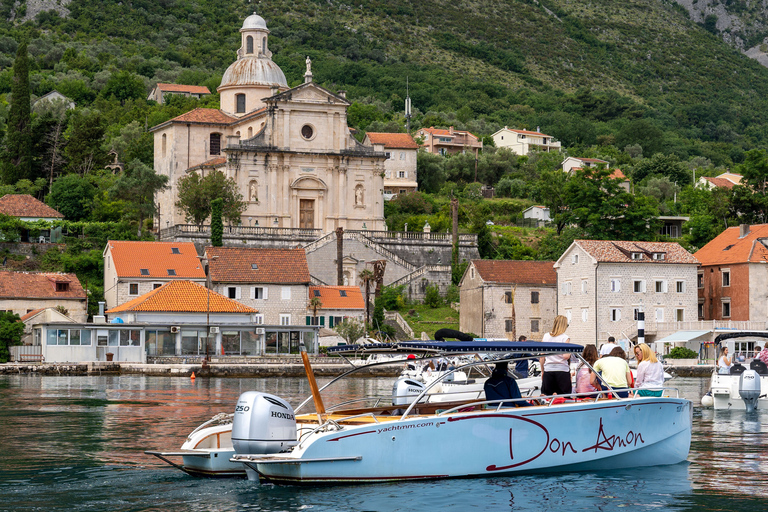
{"left": 262, "top": 37, "right": 266, "bottom": 54}
{"left": 246, "top": 36, "right": 254, "bottom": 54}
{"left": 161, "top": 134, "right": 166, "bottom": 157}
{"left": 236, "top": 94, "right": 246, "bottom": 114}
{"left": 210, "top": 133, "right": 221, "bottom": 155}
{"left": 248, "top": 127, "right": 253, "bottom": 138}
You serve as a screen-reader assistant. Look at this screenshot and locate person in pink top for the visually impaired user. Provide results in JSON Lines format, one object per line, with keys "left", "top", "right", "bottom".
{"left": 575, "top": 344, "right": 599, "bottom": 396}
{"left": 757, "top": 345, "right": 768, "bottom": 365}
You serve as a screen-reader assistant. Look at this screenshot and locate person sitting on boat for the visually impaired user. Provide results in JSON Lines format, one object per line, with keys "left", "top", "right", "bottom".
{"left": 599, "top": 336, "right": 618, "bottom": 357}
{"left": 575, "top": 345, "right": 599, "bottom": 396}
{"left": 634, "top": 343, "right": 664, "bottom": 397}
{"left": 718, "top": 347, "right": 732, "bottom": 375}
{"left": 484, "top": 362, "right": 529, "bottom": 407}
{"left": 513, "top": 335, "right": 531, "bottom": 378}
{"left": 756, "top": 345, "right": 768, "bottom": 365}
{"left": 591, "top": 347, "right": 632, "bottom": 398}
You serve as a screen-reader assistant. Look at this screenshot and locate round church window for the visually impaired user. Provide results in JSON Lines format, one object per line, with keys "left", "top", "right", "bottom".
{"left": 301, "top": 124, "right": 314, "bottom": 139}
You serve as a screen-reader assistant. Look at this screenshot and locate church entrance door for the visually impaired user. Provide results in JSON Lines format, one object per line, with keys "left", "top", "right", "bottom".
{"left": 299, "top": 199, "right": 314, "bottom": 228}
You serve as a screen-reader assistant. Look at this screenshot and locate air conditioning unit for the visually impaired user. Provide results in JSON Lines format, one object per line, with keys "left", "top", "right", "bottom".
{"left": 170, "top": 326, "right": 180, "bottom": 334}
{"left": 255, "top": 327, "right": 265, "bottom": 335}
{"left": 210, "top": 326, "right": 219, "bottom": 334}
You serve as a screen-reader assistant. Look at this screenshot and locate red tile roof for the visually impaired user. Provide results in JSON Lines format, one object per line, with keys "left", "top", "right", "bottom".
{"left": 0, "top": 272, "right": 86, "bottom": 299}
{"left": 206, "top": 247, "right": 310, "bottom": 284}
{"left": 188, "top": 157, "right": 227, "bottom": 172}
{"left": 574, "top": 240, "right": 699, "bottom": 264}
{"left": 420, "top": 126, "right": 479, "bottom": 139}
{"left": 507, "top": 128, "right": 549, "bottom": 136}
{"left": 20, "top": 308, "right": 44, "bottom": 321}
{"left": 366, "top": 132, "right": 419, "bottom": 149}
{"left": 575, "top": 157, "right": 608, "bottom": 164}
{"left": 694, "top": 224, "right": 768, "bottom": 265}
{"left": 0, "top": 194, "right": 64, "bottom": 218}
{"left": 106, "top": 280, "right": 257, "bottom": 314}
{"left": 156, "top": 83, "right": 211, "bottom": 94}
{"left": 609, "top": 169, "right": 627, "bottom": 180}
{"left": 702, "top": 177, "right": 736, "bottom": 190}
{"left": 471, "top": 260, "right": 557, "bottom": 286}
{"left": 309, "top": 286, "right": 365, "bottom": 309}
{"left": 169, "top": 108, "right": 236, "bottom": 125}
{"left": 106, "top": 241, "right": 206, "bottom": 279}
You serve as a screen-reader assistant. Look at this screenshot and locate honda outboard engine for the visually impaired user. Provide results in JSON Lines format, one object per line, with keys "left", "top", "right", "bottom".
{"left": 392, "top": 377, "right": 426, "bottom": 406}
{"left": 231, "top": 391, "right": 298, "bottom": 455}
{"left": 739, "top": 369, "right": 761, "bottom": 413}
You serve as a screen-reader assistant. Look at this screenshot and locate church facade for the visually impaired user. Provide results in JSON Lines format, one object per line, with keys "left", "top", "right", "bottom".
{"left": 151, "top": 13, "right": 387, "bottom": 232}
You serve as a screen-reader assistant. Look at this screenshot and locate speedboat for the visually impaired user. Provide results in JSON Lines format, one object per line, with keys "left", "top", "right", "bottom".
{"left": 701, "top": 364, "right": 768, "bottom": 410}
{"left": 225, "top": 340, "right": 691, "bottom": 484}
{"left": 146, "top": 413, "right": 245, "bottom": 477}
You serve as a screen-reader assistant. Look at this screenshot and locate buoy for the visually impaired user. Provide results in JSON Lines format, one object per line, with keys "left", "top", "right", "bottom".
{"left": 191, "top": 372, "right": 196, "bottom": 381}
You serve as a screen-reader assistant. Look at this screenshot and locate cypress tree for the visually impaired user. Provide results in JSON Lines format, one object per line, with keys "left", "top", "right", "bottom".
{"left": 3, "top": 39, "right": 32, "bottom": 184}
{"left": 211, "top": 197, "right": 223, "bottom": 247}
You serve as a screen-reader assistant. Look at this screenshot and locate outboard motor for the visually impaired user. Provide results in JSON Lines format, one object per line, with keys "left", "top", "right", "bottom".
{"left": 231, "top": 391, "right": 298, "bottom": 455}
{"left": 392, "top": 377, "right": 426, "bottom": 406}
{"left": 739, "top": 369, "right": 761, "bottom": 413}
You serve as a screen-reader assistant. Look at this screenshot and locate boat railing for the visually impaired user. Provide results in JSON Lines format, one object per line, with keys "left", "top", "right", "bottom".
{"left": 325, "top": 397, "right": 386, "bottom": 411}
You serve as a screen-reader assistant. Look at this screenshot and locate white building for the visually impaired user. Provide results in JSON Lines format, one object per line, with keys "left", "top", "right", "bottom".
{"left": 554, "top": 240, "right": 699, "bottom": 346}
{"left": 491, "top": 127, "right": 561, "bottom": 155}
{"left": 363, "top": 132, "right": 419, "bottom": 200}
{"left": 522, "top": 205, "right": 551, "bottom": 225}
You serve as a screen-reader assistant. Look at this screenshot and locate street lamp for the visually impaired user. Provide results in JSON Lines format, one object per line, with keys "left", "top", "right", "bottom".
{"left": 197, "top": 254, "right": 219, "bottom": 361}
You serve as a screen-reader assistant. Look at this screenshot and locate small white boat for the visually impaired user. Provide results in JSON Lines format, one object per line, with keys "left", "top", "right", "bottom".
{"left": 701, "top": 366, "right": 768, "bottom": 410}
{"left": 226, "top": 340, "right": 691, "bottom": 484}
{"left": 146, "top": 413, "right": 245, "bottom": 477}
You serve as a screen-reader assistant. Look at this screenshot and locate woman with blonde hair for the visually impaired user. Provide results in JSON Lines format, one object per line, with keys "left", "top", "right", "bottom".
{"left": 634, "top": 343, "right": 664, "bottom": 397}
{"left": 540, "top": 315, "right": 572, "bottom": 395}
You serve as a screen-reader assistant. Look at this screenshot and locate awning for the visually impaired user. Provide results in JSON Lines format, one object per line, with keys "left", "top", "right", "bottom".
{"left": 655, "top": 330, "right": 711, "bottom": 343}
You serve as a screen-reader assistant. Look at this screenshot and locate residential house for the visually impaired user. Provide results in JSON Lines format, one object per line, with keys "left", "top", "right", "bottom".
{"left": 148, "top": 83, "right": 212, "bottom": 104}
{"left": 106, "top": 280, "right": 263, "bottom": 357}
{"left": 0, "top": 194, "right": 64, "bottom": 242}
{"left": 492, "top": 127, "right": 561, "bottom": 155}
{"left": 657, "top": 216, "right": 690, "bottom": 239}
{"left": 522, "top": 205, "right": 551, "bottom": 225}
{"left": 205, "top": 246, "right": 311, "bottom": 327}
{"left": 697, "top": 172, "right": 743, "bottom": 190}
{"left": 459, "top": 260, "right": 557, "bottom": 340}
{"left": 363, "top": 132, "right": 419, "bottom": 200}
{"left": 0, "top": 271, "right": 87, "bottom": 322}
{"left": 17, "top": 307, "right": 76, "bottom": 350}
{"left": 416, "top": 126, "right": 482, "bottom": 158}
{"left": 307, "top": 285, "right": 365, "bottom": 327}
{"left": 694, "top": 223, "right": 768, "bottom": 322}
{"left": 561, "top": 157, "right": 608, "bottom": 173}
{"left": 554, "top": 240, "right": 699, "bottom": 346}
{"left": 33, "top": 90, "right": 75, "bottom": 110}
{"left": 103, "top": 241, "right": 206, "bottom": 310}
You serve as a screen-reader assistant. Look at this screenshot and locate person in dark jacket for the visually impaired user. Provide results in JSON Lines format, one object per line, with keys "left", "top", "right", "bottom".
{"left": 484, "top": 362, "right": 529, "bottom": 407}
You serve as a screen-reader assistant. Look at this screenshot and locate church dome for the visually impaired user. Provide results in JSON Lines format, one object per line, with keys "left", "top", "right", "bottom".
{"left": 242, "top": 13, "right": 268, "bottom": 30}
{"left": 220, "top": 57, "right": 288, "bottom": 89}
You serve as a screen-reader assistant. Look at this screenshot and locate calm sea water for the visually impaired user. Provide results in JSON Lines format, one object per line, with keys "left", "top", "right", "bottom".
{"left": 1, "top": 374, "right": 767, "bottom": 512}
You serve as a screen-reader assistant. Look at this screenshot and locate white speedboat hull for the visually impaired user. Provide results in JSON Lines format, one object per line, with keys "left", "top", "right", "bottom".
{"left": 238, "top": 397, "right": 691, "bottom": 484}
{"left": 706, "top": 371, "right": 768, "bottom": 410}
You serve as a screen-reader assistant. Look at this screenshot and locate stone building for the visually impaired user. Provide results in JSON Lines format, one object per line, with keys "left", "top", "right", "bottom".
{"left": 694, "top": 223, "right": 768, "bottom": 322}
{"left": 554, "top": 240, "right": 699, "bottom": 346}
{"left": 151, "top": 12, "right": 386, "bottom": 232}
{"left": 307, "top": 285, "right": 365, "bottom": 327}
{"left": 103, "top": 241, "right": 206, "bottom": 310}
{"left": 416, "top": 126, "right": 482, "bottom": 157}
{"left": 363, "top": 132, "right": 419, "bottom": 200}
{"left": 148, "top": 83, "right": 211, "bottom": 104}
{"left": 0, "top": 271, "right": 87, "bottom": 322}
{"left": 205, "top": 246, "right": 310, "bottom": 327}
{"left": 459, "top": 260, "right": 557, "bottom": 340}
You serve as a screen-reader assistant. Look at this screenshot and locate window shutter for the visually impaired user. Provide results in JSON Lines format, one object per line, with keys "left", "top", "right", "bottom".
{"left": 263, "top": 288, "right": 268, "bottom": 300}
{"left": 329, "top": 316, "right": 334, "bottom": 328}
{"left": 320, "top": 316, "right": 325, "bottom": 326}
{"left": 236, "top": 287, "right": 241, "bottom": 299}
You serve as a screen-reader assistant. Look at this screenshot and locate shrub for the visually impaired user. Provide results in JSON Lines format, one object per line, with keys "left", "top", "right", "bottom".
{"left": 667, "top": 346, "right": 698, "bottom": 359}
{"left": 424, "top": 283, "right": 443, "bottom": 307}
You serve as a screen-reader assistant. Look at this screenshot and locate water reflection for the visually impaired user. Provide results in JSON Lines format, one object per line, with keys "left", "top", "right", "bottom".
{"left": 2, "top": 375, "right": 768, "bottom": 511}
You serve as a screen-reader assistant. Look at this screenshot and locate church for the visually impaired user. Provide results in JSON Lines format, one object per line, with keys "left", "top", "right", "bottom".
{"left": 151, "top": 12, "right": 387, "bottom": 232}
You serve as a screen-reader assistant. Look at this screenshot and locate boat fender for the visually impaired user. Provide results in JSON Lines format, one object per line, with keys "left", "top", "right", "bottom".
{"left": 700, "top": 391, "right": 714, "bottom": 407}
{"left": 392, "top": 377, "right": 426, "bottom": 406}
{"left": 232, "top": 391, "right": 298, "bottom": 455}
{"left": 739, "top": 370, "right": 761, "bottom": 413}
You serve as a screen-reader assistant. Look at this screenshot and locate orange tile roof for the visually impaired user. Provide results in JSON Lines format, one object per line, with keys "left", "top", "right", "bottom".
{"left": 471, "top": 260, "right": 557, "bottom": 286}
{"left": 366, "top": 132, "right": 419, "bottom": 149}
{"left": 420, "top": 126, "right": 479, "bottom": 139}
{"left": 188, "top": 157, "right": 227, "bottom": 172}
{"left": 507, "top": 128, "right": 549, "bottom": 136}
{"left": 609, "top": 169, "right": 627, "bottom": 180}
{"left": 574, "top": 157, "right": 608, "bottom": 164}
{"left": 206, "top": 247, "right": 310, "bottom": 284}
{"left": 0, "top": 194, "right": 64, "bottom": 218}
{"left": 309, "top": 286, "right": 365, "bottom": 309}
{"left": 20, "top": 308, "right": 44, "bottom": 321}
{"left": 106, "top": 280, "right": 257, "bottom": 314}
{"left": 702, "top": 177, "right": 736, "bottom": 190}
{"left": 694, "top": 224, "right": 768, "bottom": 265}
{"left": 575, "top": 240, "right": 699, "bottom": 264}
{"left": 169, "top": 108, "right": 236, "bottom": 125}
{"left": 107, "top": 241, "right": 206, "bottom": 279}
{"left": 156, "top": 83, "right": 211, "bottom": 94}
{"left": 0, "top": 271, "right": 86, "bottom": 299}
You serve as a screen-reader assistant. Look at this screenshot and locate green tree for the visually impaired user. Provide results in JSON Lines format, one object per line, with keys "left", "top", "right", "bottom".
{"left": 534, "top": 168, "right": 571, "bottom": 235}
{"left": 2, "top": 40, "right": 32, "bottom": 184}
{"left": 102, "top": 71, "right": 147, "bottom": 105}
{"left": 0, "top": 311, "right": 24, "bottom": 363}
{"left": 732, "top": 149, "right": 768, "bottom": 224}
{"left": 416, "top": 151, "right": 446, "bottom": 193}
{"left": 334, "top": 318, "right": 367, "bottom": 345}
{"left": 631, "top": 154, "right": 690, "bottom": 185}
{"left": 63, "top": 109, "right": 110, "bottom": 175}
{"left": 424, "top": 283, "right": 443, "bottom": 307}
{"left": 211, "top": 197, "right": 223, "bottom": 246}
{"left": 47, "top": 174, "right": 96, "bottom": 220}
{"left": 175, "top": 170, "right": 245, "bottom": 226}
{"left": 109, "top": 159, "right": 169, "bottom": 235}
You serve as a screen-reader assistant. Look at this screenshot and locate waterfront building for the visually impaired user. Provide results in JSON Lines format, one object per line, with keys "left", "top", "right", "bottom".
{"left": 103, "top": 240, "right": 206, "bottom": 310}
{"left": 307, "top": 285, "right": 365, "bottom": 327}
{"left": 554, "top": 240, "right": 699, "bottom": 346}
{"left": 458, "top": 260, "right": 557, "bottom": 340}
{"left": 0, "top": 271, "right": 87, "bottom": 322}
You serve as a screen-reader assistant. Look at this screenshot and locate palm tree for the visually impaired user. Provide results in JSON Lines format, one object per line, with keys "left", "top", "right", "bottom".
{"left": 359, "top": 269, "right": 374, "bottom": 326}
{"left": 308, "top": 296, "right": 323, "bottom": 326}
